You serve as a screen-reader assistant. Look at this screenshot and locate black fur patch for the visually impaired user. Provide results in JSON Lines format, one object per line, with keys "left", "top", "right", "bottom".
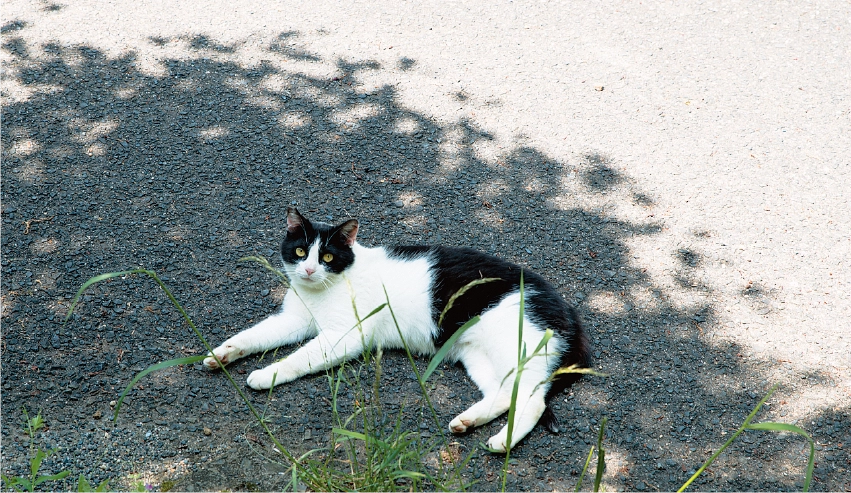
{"left": 388, "top": 245, "right": 590, "bottom": 418}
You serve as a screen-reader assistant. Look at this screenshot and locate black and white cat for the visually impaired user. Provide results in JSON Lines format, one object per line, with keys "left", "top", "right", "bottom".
{"left": 204, "top": 207, "right": 589, "bottom": 451}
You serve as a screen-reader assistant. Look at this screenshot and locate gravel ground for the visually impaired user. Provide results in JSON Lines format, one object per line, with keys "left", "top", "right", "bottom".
{"left": 2, "top": 1, "right": 849, "bottom": 491}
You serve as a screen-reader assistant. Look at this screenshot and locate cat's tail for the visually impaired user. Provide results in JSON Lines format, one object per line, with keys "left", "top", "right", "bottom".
{"left": 540, "top": 305, "right": 591, "bottom": 434}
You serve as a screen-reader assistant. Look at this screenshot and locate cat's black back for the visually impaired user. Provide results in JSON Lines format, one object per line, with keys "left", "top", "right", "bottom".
{"left": 388, "top": 245, "right": 590, "bottom": 403}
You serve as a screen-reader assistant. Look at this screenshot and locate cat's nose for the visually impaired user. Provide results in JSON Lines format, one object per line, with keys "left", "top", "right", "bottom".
{"left": 304, "top": 267, "right": 315, "bottom": 276}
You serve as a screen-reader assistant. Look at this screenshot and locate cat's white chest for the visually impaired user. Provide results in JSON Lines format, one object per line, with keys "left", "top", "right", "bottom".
{"left": 290, "top": 247, "right": 438, "bottom": 354}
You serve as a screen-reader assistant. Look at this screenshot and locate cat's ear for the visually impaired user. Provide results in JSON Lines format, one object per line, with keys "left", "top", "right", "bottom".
{"left": 337, "top": 219, "right": 359, "bottom": 246}
{"left": 286, "top": 207, "right": 307, "bottom": 233}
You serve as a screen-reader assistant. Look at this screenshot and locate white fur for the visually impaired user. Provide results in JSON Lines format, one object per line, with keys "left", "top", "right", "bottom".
{"left": 203, "top": 242, "right": 558, "bottom": 451}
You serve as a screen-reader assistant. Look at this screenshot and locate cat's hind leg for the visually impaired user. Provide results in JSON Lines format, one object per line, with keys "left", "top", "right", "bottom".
{"left": 448, "top": 346, "right": 513, "bottom": 433}
{"left": 448, "top": 350, "right": 550, "bottom": 451}
{"left": 448, "top": 291, "right": 559, "bottom": 451}
{"left": 485, "top": 386, "right": 548, "bottom": 453}
{"left": 482, "top": 342, "right": 555, "bottom": 452}
{"left": 449, "top": 346, "right": 551, "bottom": 452}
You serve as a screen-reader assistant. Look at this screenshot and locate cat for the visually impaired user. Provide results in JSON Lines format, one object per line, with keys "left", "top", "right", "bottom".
{"left": 204, "top": 207, "right": 589, "bottom": 451}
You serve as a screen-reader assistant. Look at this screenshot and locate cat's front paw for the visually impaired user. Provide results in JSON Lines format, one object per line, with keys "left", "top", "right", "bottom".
{"left": 449, "top": 416, "right": 475, "bottom": 433}
{"left": 203, "top": 344, "right": 245, "bottom": 369}
{"left": 246, "top": 367, "right": 281, "bottom": 390}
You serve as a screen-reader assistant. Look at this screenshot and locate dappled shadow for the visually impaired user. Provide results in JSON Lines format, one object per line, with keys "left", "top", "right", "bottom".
{"left": 268, "top": 31, "right": 321, "bottom": 62}
{"left": 1, "top": 20, "right": 27, "bottom": 34}
{"left": 581, "top": 153, "right": 622, "bottom": 192}
{"left": 398, "top": 56, "right": 416, "bottom": 71}
{"left": 2, "top": 29, "right": 847, "bottom": 492}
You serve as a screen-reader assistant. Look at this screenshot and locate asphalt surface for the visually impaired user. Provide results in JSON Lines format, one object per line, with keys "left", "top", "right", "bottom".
{"left": 2, "top": 1, "right": 849, "bottom": 491}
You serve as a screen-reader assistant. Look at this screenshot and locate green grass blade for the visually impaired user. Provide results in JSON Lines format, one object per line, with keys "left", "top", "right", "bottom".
{"left": 437, "top": 277, "right": 500, "bottom": 328}
{"left": 422, "top": 276, "right": 499, "bottom": 385}
{"left": 239, "top": 256, "right": 291, "bottom": 285}
{"left": 33, "top": 470, "right": 70, "bottom": 487}
{"left": 422, "top": 315, "right": 480, "bottom": 383}
{"left": 593, "top": 417, "right": 608, "bottom": 492}
{"left": 2, "top": 475, "right": 28, "bottom": 492}
{"left": 746, "top": 422, "right": 808, "bottom": 433}
{"left": 76, "top": 474, "right": 92, "bottom": 492}
{"left": 575, "top": 445, "right": 595, "bottom": 492}
{"left": 390, "top": 470, "right": 427, "bottom": 480}
{"left": 113, "top": 355, "right": 206, "bottom": 421}
{"left": 529, "top": 329, "right": 553, "bottom": 360}
{"left": 262, "top": 371, "right": 278, "bottom": 421}
{"left": 30, "top": 448, "right": 47, "bottom": 479}
{"left": 25, "top": 410, "right": 44, "bottom": 436}
{"left": 332, "top": 428, "right": 368, "bottom": 441}
{"left": 746, "top": 422, "right": 815, "bottom": 491}
{"left": 63, "top": 270, "right": 145, "bottom": 323}
{"left": 359, "top": 303, "right": 388, "bottom": 324}
{"left": 678, "top": 384, "right": 779, "bottom": 492}
{"left": 500, "top": 272, "right": 525, "bottom": 492}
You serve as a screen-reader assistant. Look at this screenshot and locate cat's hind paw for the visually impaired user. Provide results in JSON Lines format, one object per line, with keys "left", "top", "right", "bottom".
{"left": 203, "top": 344, "right": 245, "bottom": 369}
{"left": 486, "top": 433, "right": 508, "bottom": 453}
{"left": 246, "top": 367, "right": 281, "bottom": 390}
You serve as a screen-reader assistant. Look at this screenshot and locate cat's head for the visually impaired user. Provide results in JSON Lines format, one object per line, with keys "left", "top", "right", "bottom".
{"left": 281, "top": 207, "right": 359, "bottom": 289}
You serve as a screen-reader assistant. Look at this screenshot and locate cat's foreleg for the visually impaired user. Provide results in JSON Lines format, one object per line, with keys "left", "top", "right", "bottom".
{"left": 245, "top": 329, "right": 365, "bottom": 390}
{"left": 203, "top": 311, "right": 314, "bottom": 369}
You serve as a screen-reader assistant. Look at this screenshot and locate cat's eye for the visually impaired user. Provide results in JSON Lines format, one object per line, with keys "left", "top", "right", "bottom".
{"left": 322, "top": 253, "right": 334, "bottom": 262}
{"left": 295, "top": 247, "right": 306, "bottom": 257}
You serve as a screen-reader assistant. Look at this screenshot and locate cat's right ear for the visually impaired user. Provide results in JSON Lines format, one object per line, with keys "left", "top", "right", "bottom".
{"left": 286, "top": 207, "right": 306, "bottom": 233}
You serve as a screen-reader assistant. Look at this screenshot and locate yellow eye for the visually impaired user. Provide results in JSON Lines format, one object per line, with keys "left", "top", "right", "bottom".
{"left": 295, "top": 248, "right": 306, "bottom": 257}
{"left": 322, "top": 253, "right": 334, "bottom": 262}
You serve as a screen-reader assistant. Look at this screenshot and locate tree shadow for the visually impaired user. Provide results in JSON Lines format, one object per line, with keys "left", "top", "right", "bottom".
{"left": 1, "top": 29, "right": 847, "bottom": 492}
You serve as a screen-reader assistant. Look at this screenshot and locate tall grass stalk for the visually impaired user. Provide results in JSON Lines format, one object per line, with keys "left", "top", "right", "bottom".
{"left": 0, "top": 408, "right": 73, "bottom": 493}
{"left": 382, "top": 286, "right": 472, "bottom": 491}
{"left": 571, "top": 429, "right": 606, "bottom": 493}
{"left": 574, "top": 445, "right": 595, "bottom": 493}
{"left": 593, "top": 417, "right": 608, "bottom": 492}
{"left": 489, "top": 271, "right": 581, "bottom": 491}
{"left": 677, "top": 384, "right": 815, "bottom": 492}
{"left": 64, "top": 269, "right": 300, "bottom": 468}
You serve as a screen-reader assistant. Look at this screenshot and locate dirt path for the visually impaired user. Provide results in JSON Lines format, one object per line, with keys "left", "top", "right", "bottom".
{"left": 2, "top": 1, "right": 849, "bottom": 490}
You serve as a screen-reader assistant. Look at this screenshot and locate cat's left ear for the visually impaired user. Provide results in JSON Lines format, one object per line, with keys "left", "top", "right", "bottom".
{"left": 336, "top": 219, "right": 359, "bottom": 246}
